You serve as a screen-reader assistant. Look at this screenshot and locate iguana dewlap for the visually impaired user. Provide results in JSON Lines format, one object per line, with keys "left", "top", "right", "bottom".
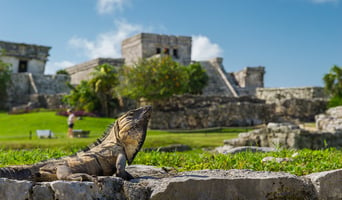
{"left": 0, "top": 106, "right": 152, "bottom": 182}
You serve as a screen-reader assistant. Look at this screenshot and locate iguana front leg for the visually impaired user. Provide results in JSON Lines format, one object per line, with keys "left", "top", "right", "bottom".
{"left": 56, "top": 165, "right": 97, "bottom": 182}
{"left": 115, "top": 153, "right": 133, "bottom": 180}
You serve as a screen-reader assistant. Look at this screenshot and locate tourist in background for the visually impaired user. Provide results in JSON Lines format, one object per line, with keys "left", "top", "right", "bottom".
{"left": 67, "top": 109, "right": 75, "bottom": 138}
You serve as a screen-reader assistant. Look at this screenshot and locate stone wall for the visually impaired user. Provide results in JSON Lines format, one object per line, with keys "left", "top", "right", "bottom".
{"left": 1, "top": 166, "right": 342, "bottom": 199}
{"left": 255, "top": 87, "right": 328, "bottom": 122}
{"left": 4, "top": 73, "right": 70, "bottom": 109}
{"left": 145, "top": 95, "right": 275, "bottom": 129}
{"left": 65, "top": 58, "right": 124, "bottom": 85}
{"left": 275, "top": 98, "right": 327, "bottom": 122}
{"left": 144, "top": 95, "right": 327, "bottom": 129}
{"left": 256, "top": 87, "right": 328, "bottom": 103}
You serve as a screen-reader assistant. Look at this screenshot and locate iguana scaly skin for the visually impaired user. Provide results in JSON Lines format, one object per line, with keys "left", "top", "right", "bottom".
{"left": 0, "top": 106, "right": 152, "bottom": 182}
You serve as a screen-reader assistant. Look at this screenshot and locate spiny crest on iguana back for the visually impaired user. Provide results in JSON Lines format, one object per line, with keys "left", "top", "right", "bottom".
{"left": 115, "top": 105, "right": 152, "bottom": 164}
{"left": 83, "top": 106, "right": 152, "bottom": 164}
{"left": 82, "top": 121, "right": 116, "bottom": 152}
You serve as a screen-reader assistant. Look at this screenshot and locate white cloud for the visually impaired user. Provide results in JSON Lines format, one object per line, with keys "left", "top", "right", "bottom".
{"left": 45, "top": 60, "right": 75, "bottom": 74}
{"left": 191, "top": 35, "right": 223, "bottom": 61}
{"left": 68, "top": 20, "right": 143, "bottom": 59}
{"left": 96, "top": 0, "right": 129, "bottom": 14}
{"left": 308, "top": 0, "right": 340, "bottom": 4}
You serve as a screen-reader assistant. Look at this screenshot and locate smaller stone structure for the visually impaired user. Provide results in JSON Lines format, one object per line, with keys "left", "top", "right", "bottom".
{"left": 6, "top": 73, "right": 70, "bottom": 109}
{"left": 224, "top": 122, "right": 342, "bottom": 149}
{"left": 0, "top": 40, "right": 50, "bottom": 74}
{"left": 316, "top": 106, "right": 342, "bottom": 132}
{"left": 0, "top": 40, "right": 70, "bottom": 110}
{"left": 65, "top": 57, "right": 124, "bottom": 85}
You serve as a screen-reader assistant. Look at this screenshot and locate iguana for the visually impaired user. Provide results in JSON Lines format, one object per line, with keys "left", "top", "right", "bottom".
{"left": 0, "top": 106, "right": 152, "bottom": 182}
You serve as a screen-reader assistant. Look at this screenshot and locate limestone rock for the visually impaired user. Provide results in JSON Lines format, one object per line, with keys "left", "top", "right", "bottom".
{"left": 50, "top": 180, "right": 101, "bottom": 200}
{"left": 305, "top": 169, "right": 342, "bottom": 200}
{"left": 0, "top": 178, "right": 32, "bottom": 200}
{"left": 32, "top": 183, "right": 54, "bottom": 200}
{"left": 224, "top": 122, "right": 342, "bottom": 149}
{"left": 316, "top": 106, "right": 342, "bottom": 132}
{"left": 143, "top": 169, "right": 317, "bottom": 200}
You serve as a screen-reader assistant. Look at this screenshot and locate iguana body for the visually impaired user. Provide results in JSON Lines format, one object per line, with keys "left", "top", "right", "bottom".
{"left": 0, "top": 106, "right": 152, "bottom": 182}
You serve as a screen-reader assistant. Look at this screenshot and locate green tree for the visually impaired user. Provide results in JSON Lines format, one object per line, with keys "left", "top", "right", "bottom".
{"left": 185, "top": 62, "right": 209, "bottom": 94}
{"left": 63, "top": 64, "right": 120, "bottom": 116}
{"left": 56, "top": 69, "right": 69, "bottom": 75}
{"left": 118, "top": 56, "right": 189, "bottom": 101}
{"left": 63, "top": 81, "right": 99, "bottom": 112}
{"left": 0, "top": 57, "right": 12, "bottom": 109}
{"left": 323, "top": 65, "right": 342, "bottom": 107}
{"left": 89, "top": 64, "right": 120, "bottom": 116}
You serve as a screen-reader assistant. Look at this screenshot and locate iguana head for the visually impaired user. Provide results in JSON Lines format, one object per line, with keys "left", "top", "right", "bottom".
{"left": 115, "top": 106, "right": 152, "bottom": 164}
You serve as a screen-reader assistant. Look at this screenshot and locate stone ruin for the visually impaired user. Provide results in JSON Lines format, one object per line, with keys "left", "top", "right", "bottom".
{"left": 220, "top": 105, "right": 342, "bottom": 151}
{"left": 66, "top": 33, "right": 265, "bottom": 97}
{"left": 146, "top": 94, "right": 327, "bottom": 130}
{"left": 0, "top": 40, "right": 70, "bottom": 110}
{"left": 316, "top": 106, "right": 342, "bottom": 132}
{"left": 224, "top": 122, "right": 342, "bottom": 150}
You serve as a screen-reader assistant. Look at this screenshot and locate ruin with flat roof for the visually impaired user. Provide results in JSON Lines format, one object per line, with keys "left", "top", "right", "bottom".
{"left": 0, "top": 41, "right": 69, "bottom": 110}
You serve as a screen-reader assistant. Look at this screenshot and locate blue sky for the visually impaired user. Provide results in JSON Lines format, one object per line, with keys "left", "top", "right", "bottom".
{"left": 0, "top": 0, "right": 341, "bottom": 88}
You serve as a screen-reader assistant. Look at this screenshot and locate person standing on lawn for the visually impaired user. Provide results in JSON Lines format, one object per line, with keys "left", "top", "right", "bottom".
{"left": 67, "top": 109, "right": 75, "bottom": 138}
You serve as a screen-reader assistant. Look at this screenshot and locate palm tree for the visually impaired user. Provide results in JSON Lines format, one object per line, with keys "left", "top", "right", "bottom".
{"left": 89, "top": 64, "right": 120, "bottom": 117}
{"left": 323, "top": 65, "right": 342, "bottom": 97}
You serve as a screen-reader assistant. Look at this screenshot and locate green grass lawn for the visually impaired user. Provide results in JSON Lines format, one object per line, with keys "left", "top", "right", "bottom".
{"left": 0, "top": 111, "right": 341, "bottom": 176}
{"left": 0, "top": 111, "right": 115, "bottom": 149}
{"left": 0, "top": 111, "right": 240, "bottom": 150}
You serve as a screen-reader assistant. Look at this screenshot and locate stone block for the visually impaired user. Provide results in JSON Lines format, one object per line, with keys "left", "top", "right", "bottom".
{"left": 305, "top": 169, "right": 342, "bottom": 200}
{"left": 50, "top": 181, "right": 101, "bottom": 200}
{"left": 32, "top": 183, "right": 54, "bottom": 200}
{"left": 0, "top": 178, "right": 33, "bottom": 200}
{"left": 144, "top": 169, "right": 317, "bottom": 200}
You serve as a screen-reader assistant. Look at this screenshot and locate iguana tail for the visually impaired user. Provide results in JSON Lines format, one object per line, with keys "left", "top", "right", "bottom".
{"left": 0, "top": 166, "right": 35, "bottom": 181}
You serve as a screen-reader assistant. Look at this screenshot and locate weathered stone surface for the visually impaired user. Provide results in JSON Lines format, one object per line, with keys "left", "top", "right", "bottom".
{"left": 143, "top": 169, "right": 317, "bottom": 200}
{"left": 224, "top": 122, "right": 342, "bottom": 149}
{"left": 32, "top": 183, "right": 54, "bottom": 200}
{"left": 145, "top": 95, "right": 275, "bottom": 129}
{"left": 305, "top": 169, "right": 342, "bottom": 200}
{"left": 256, "top": 87, "right": 327, "bottom": 103}
{"left": 278, "top": 98, "right": 327, "bottom": 122}
{"left": 123, "top": 181, "right": 150, "bottom": 200}
{"left": 0, "top": 178, "right": 32, "bottom": 200}
{"left": 5, "top": 73, "right": 70, "bottom": 109}
{"left": 127, "top": 165, "right": 173, "bottom": 179}
{"left": 1, "top": 166, "right": 342, "bottom": 199}
{"left": 316, "top": 106, "right": 342, "bottom": 132}
{"left": 50, "top": 180, "right": 101, "bottom": 200}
